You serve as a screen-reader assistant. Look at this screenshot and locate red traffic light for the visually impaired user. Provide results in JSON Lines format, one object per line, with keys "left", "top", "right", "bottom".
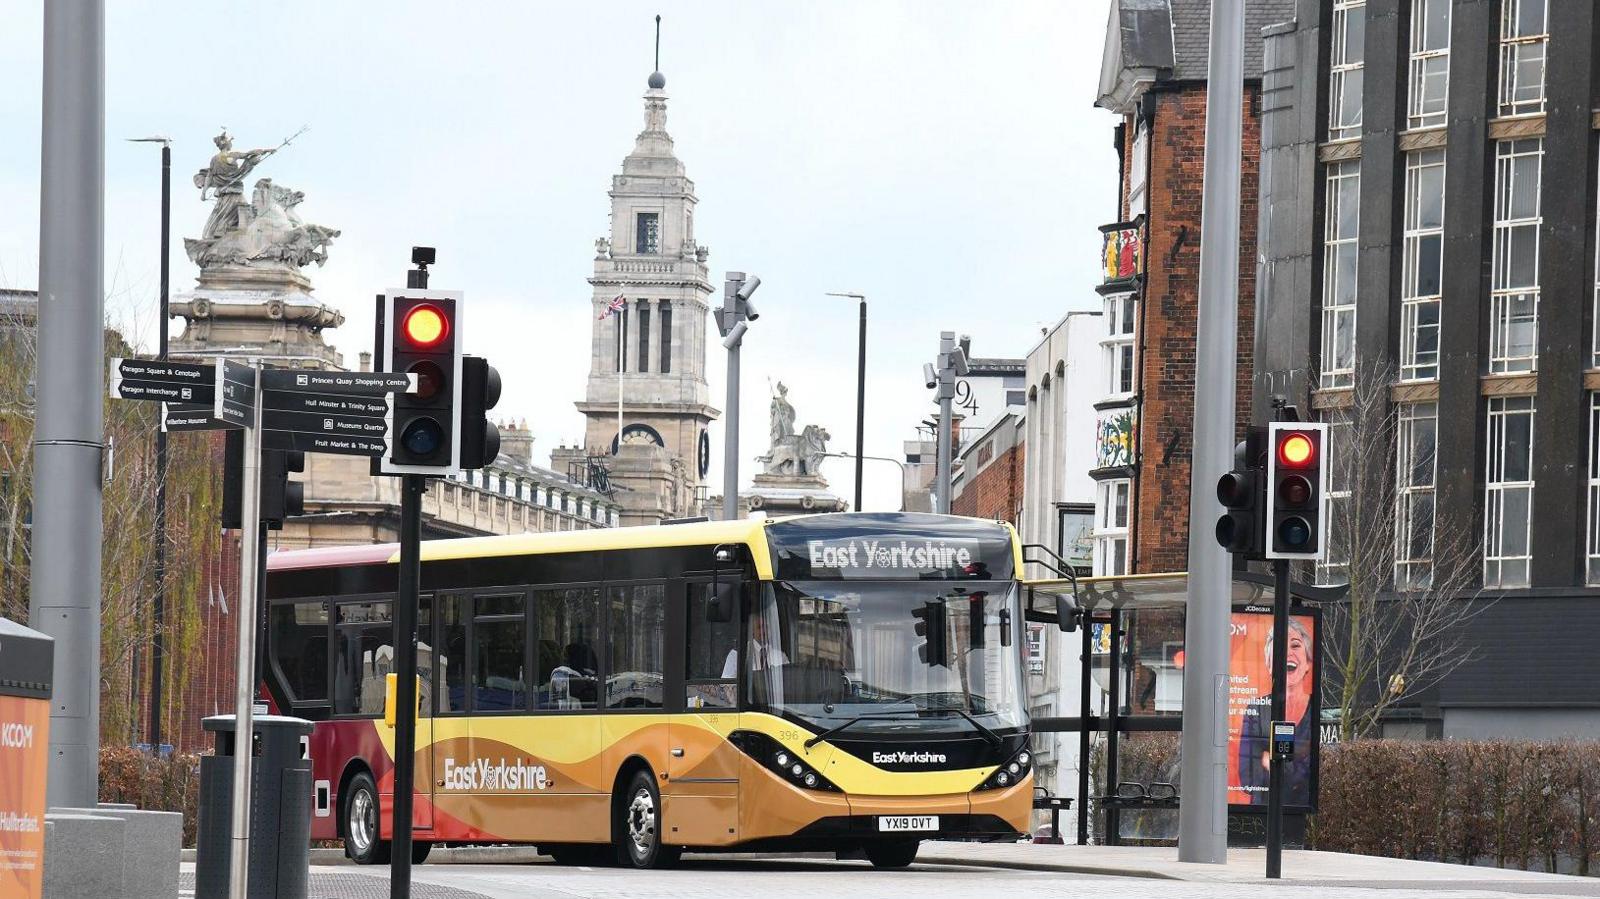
{"left": 1277, "top": 432, "right": 1315, "bottom": 468}
{"left": 402, "top": 304, "right": 449, "bottom": 349}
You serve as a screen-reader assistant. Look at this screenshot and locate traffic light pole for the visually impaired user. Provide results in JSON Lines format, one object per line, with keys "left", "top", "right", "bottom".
{"left": 390, "top": 259, "right": 430, "bottom": 898}
{"left": 390, "top": 473, "right": 424, "bottom": 898}
{"left": 1266, "top": 557, "right": 1290, "bottom": 878}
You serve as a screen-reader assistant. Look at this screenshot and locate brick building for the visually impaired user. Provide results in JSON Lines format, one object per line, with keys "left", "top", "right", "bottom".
{"left": 951, "top": 412, "right": 1025, "bottom": 523}
{"left": 1090, "top": 0, "right": 1286, "bottom": 576}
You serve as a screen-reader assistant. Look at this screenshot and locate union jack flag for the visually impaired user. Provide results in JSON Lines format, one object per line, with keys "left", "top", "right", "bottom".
{"left": 598, "top": 293, "right": 626, "bottom": 320}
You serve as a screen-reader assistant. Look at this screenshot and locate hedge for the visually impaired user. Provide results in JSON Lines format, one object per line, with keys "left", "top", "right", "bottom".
{"left": 1312, "top": 740, "right": 1600, "bottom": 875}
{"left": 98, "top": 746, "right": 203, "bottom": 847}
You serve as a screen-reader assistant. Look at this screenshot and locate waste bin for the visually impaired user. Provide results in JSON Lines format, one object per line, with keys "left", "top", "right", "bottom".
{"left": 195, "top": 714, "right": 313, "bottom": 899}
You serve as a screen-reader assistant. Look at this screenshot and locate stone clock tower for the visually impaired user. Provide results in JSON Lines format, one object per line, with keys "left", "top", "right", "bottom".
{"left": 568, "top": 67, "right": 718, "bottom": 525}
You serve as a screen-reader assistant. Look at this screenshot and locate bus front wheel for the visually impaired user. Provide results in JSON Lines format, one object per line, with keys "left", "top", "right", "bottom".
{"left": 342, "top": 771, "right": 392, "bottom": 865}
{"left": 865, "top": 839, "right": 920, "bottom": 869}
{"left": 614, "top": 769, "right": 681, "bottom": 869}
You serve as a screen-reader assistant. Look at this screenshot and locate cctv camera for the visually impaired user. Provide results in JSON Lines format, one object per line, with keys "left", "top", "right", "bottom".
{"left": 722, "top": 320, "right": 749, "bottom": 349}
{"left": 411, "top": 246, "right": 436, "bottom": 266}
{"left": 736, "top": 274, "right": 762, "bottom": 302}
{"left": 923, "top": 363, "right": 938, "bottom": 390}
{"left": 742, "top": 299, "right": 759, "bottom": 321}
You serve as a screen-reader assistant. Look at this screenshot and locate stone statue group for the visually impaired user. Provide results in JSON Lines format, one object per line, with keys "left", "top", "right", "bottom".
{"left": 760, "top": 382, "right": 830, "bottom": 478}
{"left": 184, "top": 129, "right": 340, "bottom": 272}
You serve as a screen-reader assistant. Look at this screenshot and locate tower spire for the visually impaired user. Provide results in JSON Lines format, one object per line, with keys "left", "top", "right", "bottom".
{"left": 648, "top": 15, "right": 666, "bottom": 90}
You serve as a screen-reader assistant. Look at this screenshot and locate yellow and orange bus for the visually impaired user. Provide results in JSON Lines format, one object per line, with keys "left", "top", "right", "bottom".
{"left": 264, "top": 511, "right": 1035, "bottom": 869}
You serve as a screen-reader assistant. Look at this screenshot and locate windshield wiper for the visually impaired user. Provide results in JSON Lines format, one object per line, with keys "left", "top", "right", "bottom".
{"left": 913, "top": 697, "right": 1004, "bottom": 746}
{"left": 803, "top": 712, "right": 919, "bottom": 749}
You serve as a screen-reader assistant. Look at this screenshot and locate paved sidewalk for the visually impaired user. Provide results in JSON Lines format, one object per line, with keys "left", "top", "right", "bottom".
{"left": 917, "top": 841, "right": 1586, "bottom": 885}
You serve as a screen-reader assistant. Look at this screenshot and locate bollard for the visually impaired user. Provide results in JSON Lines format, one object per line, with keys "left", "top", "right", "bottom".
{"left": 194, "top": 714, "right": 313, "bottom": 899}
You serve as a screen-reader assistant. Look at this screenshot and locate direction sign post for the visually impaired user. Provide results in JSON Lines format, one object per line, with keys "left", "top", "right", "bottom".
{"left": 109, "top": 357, "right": 215, "bottom": 404}
{"left": 224, "top": 358, "right": 263, "bottom": 899}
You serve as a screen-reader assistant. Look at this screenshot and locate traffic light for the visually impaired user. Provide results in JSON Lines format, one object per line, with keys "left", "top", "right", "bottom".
{"left": 1215, "top": 427, "right": 1266, "bottom": 559}
{"left": 458, "top": 355, "right": 503, "bottom": 470}
{"left": 262, "top": 450, "right": 306, "bottom": 530}
{"left": 912, "top": 600, "right": 949, "bottom": 667}
{"left": 221, "top": 428, "right": 244, "bottom": 530}
{"left": 1266, "top": 422, "right": 1328, "bottom": 559}
{"left": 381, "top": 291, "right": 463, "bottom": 475}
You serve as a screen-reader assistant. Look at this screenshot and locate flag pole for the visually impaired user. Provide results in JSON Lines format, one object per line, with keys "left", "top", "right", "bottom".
{"left": 617, "top": 302, "right": 626, "bottom": 453}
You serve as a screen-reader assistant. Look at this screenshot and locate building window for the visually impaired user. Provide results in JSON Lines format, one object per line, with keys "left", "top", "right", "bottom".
{"left": 1395, "top": 402, "right": 1437, "bottom": 589}
{"left": 1127, "top": 121, "right": 1149, "bottom": 217}
{"left": 1103, "top": 293, "right": 1136, "bottom": 397}
{"left": 1400, "top": 149, "right": 1445, "bottom": 381}
{"left": 615, "top": 305, "right": 628, "bottom": 373}
{"left": 637, "top": 300, "right": 651, "bottom": 372}
{"left": 1407, "top": 0, "right": 1450, "bottom": 129}
{"left": 1316, "top": 412, "right": 1352, "bottom": 587}
{"left": 1498, "top": 0, "right": 1549, "bottom": 118}
{"left": 1328, "top": 0, "right": 1366, "bottom": 140}
{"left": 658, "top": 300, "right": 672, "bottom": 374}
{"left": 1321, "top": 161, "right": 1360, "bottom": 388}
{"left": 1490, "top": 139, "right": 1542, "bottom": 374}
{"left": 636, "top": 212, "right": 660, "bottom": 254}
{"left": 1092, "top": 479, "right": 1130, "bottom": 577}
{"left": 1589, "top": 395, "right": 1600, "bottom": 584}
{"left": 1485, "top": 395, "right": 1535, "bottom": 588}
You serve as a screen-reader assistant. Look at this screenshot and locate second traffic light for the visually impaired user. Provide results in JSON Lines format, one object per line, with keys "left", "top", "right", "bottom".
{"left": 1215, "top": 427, "right": 1267, "bottom": 559}
{"left": 1266, "top": 422, "right": 1328, "bottom": 560}
{"left": 381, "top": 291, "right": 463, "bottom": 476}
{"left": 459, "top": 355, "right": 503, "bottom": 470}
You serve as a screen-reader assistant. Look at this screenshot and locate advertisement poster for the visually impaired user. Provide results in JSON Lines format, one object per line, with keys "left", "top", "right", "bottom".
{"left": 0, "top": 694, "right": 49, "bottom": 898}
{"left": 1226, "top": 609, "right": 1318, "bottom": 811}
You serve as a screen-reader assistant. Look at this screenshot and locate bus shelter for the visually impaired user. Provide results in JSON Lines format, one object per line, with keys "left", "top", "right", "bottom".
{"left": 1022, "top": 571, "right": 1341, "bottom": 846}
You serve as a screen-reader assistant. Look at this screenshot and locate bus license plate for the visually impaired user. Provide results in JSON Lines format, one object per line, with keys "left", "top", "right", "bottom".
{"left": 878, "top": 815, "right": 938, "bottom": 832}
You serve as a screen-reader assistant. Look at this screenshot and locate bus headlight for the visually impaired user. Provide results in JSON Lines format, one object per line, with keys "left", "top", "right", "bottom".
{"left": 729, "top": 730, "right": 842, "bottom": 792}
{"left": 975, "top": 746, "right": 1033, "bottom": 791}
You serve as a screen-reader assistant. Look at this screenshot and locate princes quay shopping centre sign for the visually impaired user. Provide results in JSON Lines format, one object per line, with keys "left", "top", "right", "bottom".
{"left": 806, "top": 538, "right": 981, "bottom": 578}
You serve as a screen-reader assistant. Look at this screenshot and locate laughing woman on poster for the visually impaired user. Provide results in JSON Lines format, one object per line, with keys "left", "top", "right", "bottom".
{"left": 1237, "top": 617, "right": 1314, "bottom": 806}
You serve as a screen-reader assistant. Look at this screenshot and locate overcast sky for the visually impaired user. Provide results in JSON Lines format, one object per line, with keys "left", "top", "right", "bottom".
{"left": 0, "top": 0, "right": 1116, "bottom": 513}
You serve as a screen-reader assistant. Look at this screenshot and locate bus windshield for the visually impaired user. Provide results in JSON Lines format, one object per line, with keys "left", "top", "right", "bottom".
{"left": 746, "top": 580, "right": 1028, "bottom": 738}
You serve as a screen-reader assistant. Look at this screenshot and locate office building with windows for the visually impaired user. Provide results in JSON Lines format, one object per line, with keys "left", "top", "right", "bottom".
{"left": 1256, "top": 0, "right": 1600, "bottom": 736}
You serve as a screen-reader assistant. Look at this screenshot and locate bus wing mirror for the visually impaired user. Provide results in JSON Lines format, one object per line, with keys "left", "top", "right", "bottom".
{"left": 1056, "top": 594, "right": 1080, "bottom": 632}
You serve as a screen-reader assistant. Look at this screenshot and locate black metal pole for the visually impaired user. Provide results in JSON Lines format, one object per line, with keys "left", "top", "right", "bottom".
{"left": 391, "top": 258, "right": 429, "bottom": 897}
{"left": 1076, "top": 616, "right": 1092, "bottom": 845}
{"left": 1105, "top": 610, "right": 1122, "bottom": 846}
{"left": 1266, "top": 558, "right": 1290, "bottom": 878}
{"left": 148, "top": 140, "right": 171, "bottom": 751}
{"left": 390, "top": 474, "right": 423, "bottom": 897}
{"left": 254, "top": 522, "right": 268, "bottom": 688}
{"left": 853, "top": 299, "right": 865, "bottom": 512}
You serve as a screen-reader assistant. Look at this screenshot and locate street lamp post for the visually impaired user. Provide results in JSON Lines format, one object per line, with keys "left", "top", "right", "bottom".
{"left": 825, "top": 292, "right": 866, "bottom": 513}
{"left": 128, "top": 135, "right": 171, "bottom": 752}
{"left": 715, "top": 272, "right": 760, "bottom": 520}
{"left": 820, "top": 451, "right": 903, "bottom": 511}
{"left": 924, "top": 332, "right": 969, "bottom": 514}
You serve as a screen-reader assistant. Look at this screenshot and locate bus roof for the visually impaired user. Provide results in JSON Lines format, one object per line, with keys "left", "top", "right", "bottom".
{"left": 266, "top": 516, "right": 772, "bottom": 573}
{"left": 265, "top": 512, "right": 1024, "bottom": 584}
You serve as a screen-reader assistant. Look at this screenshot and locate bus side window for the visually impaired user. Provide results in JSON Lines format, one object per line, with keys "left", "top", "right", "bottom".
{"left": 685, "top": 583, "right": 738, "bottom": 709}
{"left": 473, "top": 593, "right": 527, "bottom": 713}
{"left": 333, "top": 600, "right": 393, "bottom": 717}
{"left": 607, "top": 584, "right": 665, "bottom": 710}
{"left": 269, "top": 601, "right": 329, "bottom": 704}
{"left": 532, "top": 587, "right": 600, "bottom": 711}
{"left": 438, "top": 596, "right": 466, "bottom": 714}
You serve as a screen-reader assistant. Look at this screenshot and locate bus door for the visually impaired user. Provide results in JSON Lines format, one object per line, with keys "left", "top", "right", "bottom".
{"left": 666, "top": 580, "right": 743, "bottom": 846}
